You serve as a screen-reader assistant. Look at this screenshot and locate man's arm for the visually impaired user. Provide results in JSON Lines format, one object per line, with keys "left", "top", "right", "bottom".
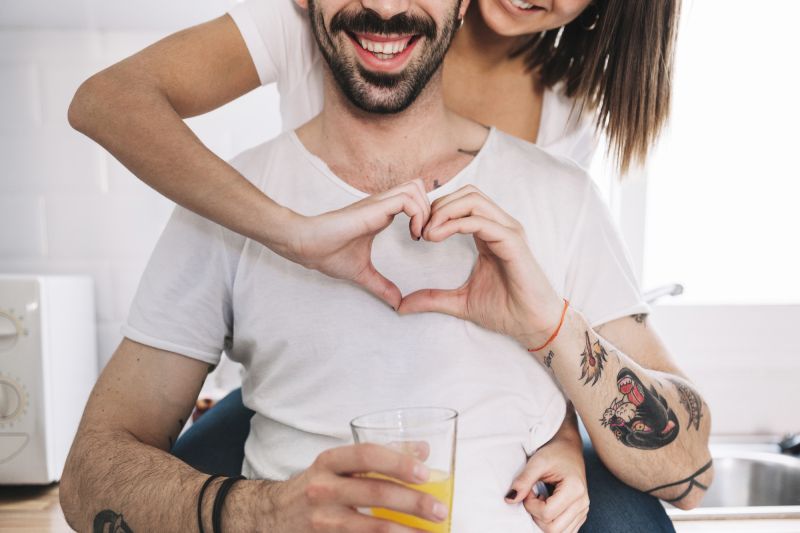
{"left": 61, "top": 339, "right": 447, "bottom": 532}
{"left": 59, "top": 338, "right": 265, "bottom": 531}
{"left": 533, "top": 311, "right": 712, "bottom": 510}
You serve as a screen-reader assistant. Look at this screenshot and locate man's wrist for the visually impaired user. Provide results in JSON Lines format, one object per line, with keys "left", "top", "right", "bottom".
{"left": 221, "top": 479, "right": 278, "bottom": 531}
{"left": 517, "top": 298, "right": 570, "bottom": 357}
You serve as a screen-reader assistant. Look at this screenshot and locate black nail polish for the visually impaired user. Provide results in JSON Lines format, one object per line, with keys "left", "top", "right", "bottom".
{"left": 505, "top": 489, "right": 517, "bottom": 500}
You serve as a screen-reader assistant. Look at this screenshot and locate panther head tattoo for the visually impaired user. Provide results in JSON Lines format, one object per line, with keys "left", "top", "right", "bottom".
{"left": 601, "top": 368, "right": 680, "bottom": 450}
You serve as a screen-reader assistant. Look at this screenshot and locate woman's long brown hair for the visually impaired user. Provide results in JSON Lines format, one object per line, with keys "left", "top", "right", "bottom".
{"left": 511, "top": 0, "right": 682, "bottom": 175}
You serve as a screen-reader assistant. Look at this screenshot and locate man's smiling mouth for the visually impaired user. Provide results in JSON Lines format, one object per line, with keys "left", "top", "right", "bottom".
{"left": 347, "top": 32, "right": 420, "bottom": 61}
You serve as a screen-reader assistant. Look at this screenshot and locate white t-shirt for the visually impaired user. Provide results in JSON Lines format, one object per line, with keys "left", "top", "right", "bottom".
{"left": 123, "top": 128, "right": 648, "bottom": 532}
{"left": 228, "top": 0, "right": 598, "bottom": 167}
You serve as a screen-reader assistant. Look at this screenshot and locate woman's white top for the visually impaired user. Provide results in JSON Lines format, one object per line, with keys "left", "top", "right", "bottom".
{"left": 228, "top": 0, "right": 598, "bottom": 167}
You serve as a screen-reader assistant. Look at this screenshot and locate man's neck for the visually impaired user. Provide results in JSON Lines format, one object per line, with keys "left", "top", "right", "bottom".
{"left": 297, "top": 70, "right": 487, "bottom": 194}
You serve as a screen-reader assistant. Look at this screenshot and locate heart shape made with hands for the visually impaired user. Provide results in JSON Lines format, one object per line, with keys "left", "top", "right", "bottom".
{"left": 327, "top": 181, "right": 562, "bottom": 345}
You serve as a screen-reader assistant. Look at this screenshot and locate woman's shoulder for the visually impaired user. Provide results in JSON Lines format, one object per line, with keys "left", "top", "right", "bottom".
{"left": 482, "top": 128, "right": 594, "bottom": 205}
{"left": 537, "top": 83, "right": 598, "bottom": 169}
{"left": 228, "top": 0, "right": 322, "bottom": 88}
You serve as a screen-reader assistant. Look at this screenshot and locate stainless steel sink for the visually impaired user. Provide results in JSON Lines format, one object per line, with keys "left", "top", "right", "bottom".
{"left": 668, "top": 438, "right": 800, "bottom": 520}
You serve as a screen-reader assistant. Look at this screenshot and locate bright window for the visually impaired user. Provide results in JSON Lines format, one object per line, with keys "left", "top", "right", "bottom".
{"left": 640, "top": 0, "right": 800, "bottom": 304}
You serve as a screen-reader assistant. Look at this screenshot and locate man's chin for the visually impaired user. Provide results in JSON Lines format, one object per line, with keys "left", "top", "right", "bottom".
{"left": 343, "top": 86, "right": 416, "bottom": 115}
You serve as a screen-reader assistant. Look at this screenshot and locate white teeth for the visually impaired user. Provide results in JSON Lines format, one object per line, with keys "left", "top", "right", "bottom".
{"left": 510, "top": 0, "right": 537, "bottom": 9}
{"left": 355, "top": 36, "right": 411, "bottom": 58}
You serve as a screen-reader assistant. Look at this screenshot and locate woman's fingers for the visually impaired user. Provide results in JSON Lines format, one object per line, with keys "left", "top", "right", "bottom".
{"left": 372, "top": 179, "right": 430, "bottom": 239}
{"left": 352, "top": 260, "right": 402, "bottom": 311}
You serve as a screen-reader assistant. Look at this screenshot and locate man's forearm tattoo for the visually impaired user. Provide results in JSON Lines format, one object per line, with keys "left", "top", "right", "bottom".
{"left": 600, "top": 368, "right": 680, "bottom": 449}
{"left": 669, "top": 378, "right": 704, "bottom": 431}
{"left": 646, "top": 459, "right": 713, "bottom": 503}
{"left": 579, "top": 331, "right": 608, "bottom": 386}
{"left": 93, "top": 510, "right": 133, "bottom": 533}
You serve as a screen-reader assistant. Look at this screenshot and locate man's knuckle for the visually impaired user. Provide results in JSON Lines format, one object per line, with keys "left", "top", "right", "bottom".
{"left": 370, "top": 480, "right": 388, "bottom": 501}
{"left": 418, "top": 494, "right": 435, "bottom": 517}
{"left": 309, "top": 509, "right": 329, "bottom": 530}
{"left": 304, "top": 479, "right": 333, "bottom": 504}
{"left": 372, "top": 521, "right": 394, "bottom": 533}
{"left": 315, "top": 449, "right": 333, "bottom": 469}
{"left": 357, "top": 443, "right": 379, "bottom": 468}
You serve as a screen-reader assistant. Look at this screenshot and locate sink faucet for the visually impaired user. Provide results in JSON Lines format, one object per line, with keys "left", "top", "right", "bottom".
{"left": 779, "top": 434, "right": 800, "bottom": 455}
{"left": 643, "top": 283, "right": 684, "bottom": 304}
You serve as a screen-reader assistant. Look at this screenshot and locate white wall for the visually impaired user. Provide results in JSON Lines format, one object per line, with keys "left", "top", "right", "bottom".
{"left": 0, "top": 21, "right": 281, "bottom": 367}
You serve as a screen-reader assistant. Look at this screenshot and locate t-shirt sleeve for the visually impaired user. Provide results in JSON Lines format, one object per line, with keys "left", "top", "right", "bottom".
{"left": 121, "top": 207, "right": 242, "bottom": 365}
{"left": 228, "top": 0, "right": 313, "bottom": 87}
{"left": 562, "top": 179, "right": 650, "bottom": 327}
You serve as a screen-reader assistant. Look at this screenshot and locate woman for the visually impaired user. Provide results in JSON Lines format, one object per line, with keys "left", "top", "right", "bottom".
{"left": 69, "top": 1, "right": 681, "bottom": 531}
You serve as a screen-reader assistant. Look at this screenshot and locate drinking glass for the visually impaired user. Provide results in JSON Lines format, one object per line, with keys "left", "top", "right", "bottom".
{"left": 350, "top": 407, "right": 458, "bottom": 533}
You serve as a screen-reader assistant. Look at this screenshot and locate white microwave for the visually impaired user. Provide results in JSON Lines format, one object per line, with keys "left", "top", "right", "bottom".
{"left": 0, "top": 275, "right": 97, "bottom": 484}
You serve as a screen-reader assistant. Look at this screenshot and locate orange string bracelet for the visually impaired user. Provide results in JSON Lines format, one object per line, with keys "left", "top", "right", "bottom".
{"left": 527, "top": 299, "right": 570, "bottom": 353}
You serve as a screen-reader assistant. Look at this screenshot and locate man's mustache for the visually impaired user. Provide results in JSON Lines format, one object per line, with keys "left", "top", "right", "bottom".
{"left": 330, "top": 8, "right": 437, "bottom": 40}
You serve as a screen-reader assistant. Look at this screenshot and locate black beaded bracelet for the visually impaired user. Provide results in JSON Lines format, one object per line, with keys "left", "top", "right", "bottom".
{"left": 197, "top": 474, "right": 223, "bottom": 533}
{"left": 212, "top": 475, "right": 245, "bottom": 533}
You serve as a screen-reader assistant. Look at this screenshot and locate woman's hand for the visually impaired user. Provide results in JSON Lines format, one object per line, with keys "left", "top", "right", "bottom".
{"left": 397, "top": 185, "right": 563, "bottom": 350}
{"left": 286, "top": 179, "right": 430, "bottom": 311}
{"left": 505, "top": 433, "right": 589, "bottom": 533}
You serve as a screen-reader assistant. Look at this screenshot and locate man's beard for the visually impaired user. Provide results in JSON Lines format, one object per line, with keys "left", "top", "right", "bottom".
{"left": 308, "top": 0, "right": 461, "bottom": 114}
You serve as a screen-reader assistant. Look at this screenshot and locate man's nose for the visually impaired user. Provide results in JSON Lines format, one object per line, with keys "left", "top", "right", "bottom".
{"left": 360, "top": 0, "right": 412, "bottom": 20}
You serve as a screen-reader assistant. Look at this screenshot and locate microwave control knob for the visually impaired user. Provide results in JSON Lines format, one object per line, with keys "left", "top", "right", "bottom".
{"left": 0, "top": 312, "right": 20, "bottom": 352}
{"left": 0, "top": 379, "right": 23, "bottom": 422}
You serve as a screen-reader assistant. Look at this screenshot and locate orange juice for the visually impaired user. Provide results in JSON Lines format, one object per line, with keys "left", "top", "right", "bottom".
{"left": 367, "top": 470, "right": 453, "bottom": 533}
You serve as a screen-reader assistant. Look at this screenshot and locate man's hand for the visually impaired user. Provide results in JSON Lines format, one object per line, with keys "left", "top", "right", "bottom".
{"left": 264, "top": 443, "right": 448, "bottom": 532}
{"left": 286, "top": 179, "right": 430, "bottom": 310}
{"left": 397, "top": 184, "right": 562, "bottom": 349}
{"left": 504, "top": 439, "right": 589, "bottom": 533}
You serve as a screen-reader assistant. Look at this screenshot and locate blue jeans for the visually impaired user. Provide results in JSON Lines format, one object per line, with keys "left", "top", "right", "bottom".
{"left": 172, "top": 389, "right": 674, "bottom": 532}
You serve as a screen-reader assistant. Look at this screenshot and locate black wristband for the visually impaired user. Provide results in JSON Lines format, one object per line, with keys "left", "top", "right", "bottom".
{"left": 197, "top": 474, "right": 223, "bottom": 533}
{"left": 212, "top": 475, "right": 245, "bottom": 533}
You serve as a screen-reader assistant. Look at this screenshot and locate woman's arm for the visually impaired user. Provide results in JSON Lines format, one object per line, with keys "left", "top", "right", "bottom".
{"left": 68, "top": 15, "right": 298, "bottom": 253}
{"left": 68, "top": 17, "right": 436, "bottom": 309}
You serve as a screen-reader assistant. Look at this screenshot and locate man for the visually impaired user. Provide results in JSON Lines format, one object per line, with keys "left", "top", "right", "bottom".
{"left": 60, "top": 0, "right": 712, "bottom": 531}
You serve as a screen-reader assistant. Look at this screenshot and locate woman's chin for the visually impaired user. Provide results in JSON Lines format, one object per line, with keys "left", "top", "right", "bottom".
{"left": 475, "top": 0, "right": 549, "bottom": 38}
